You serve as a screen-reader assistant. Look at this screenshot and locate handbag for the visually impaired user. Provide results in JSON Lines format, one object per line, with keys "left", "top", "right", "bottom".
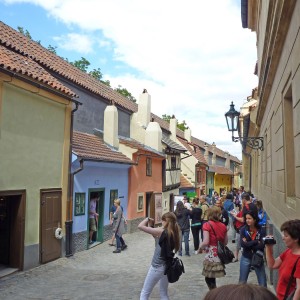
{"left": 164, "top": 257, "right": 185, "bottom": 283}
{"left": 208, "top": 222, "right": 234, "bottom": 264}
{"left": 251, "top": 250, "right": 264, "bottom": 268}
{"left": 283, "top": 257, "right": 300, "bottom": 300}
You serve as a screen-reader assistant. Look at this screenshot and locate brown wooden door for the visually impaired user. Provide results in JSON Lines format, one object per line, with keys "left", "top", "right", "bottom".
{"left": 40, "top": 189, "right": 62, "bottom": 264}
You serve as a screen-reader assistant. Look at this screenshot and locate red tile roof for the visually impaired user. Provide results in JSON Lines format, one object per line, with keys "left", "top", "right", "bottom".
{"left": 119, "top": 137, "right": 165, "bottom": 158}
{"left": 208, "top": 165, "right": 233, "bottom": 175}
{"left": 0, "top": 44, "right": 75, "bottom": 97}
{"left": 177, "top": 137, "right": 208, "bottom": 165}
{"left": 72, "top": 131, "right": 133, "bottom": 164}
{"left": 180, "top": 175, "right": 193, "bottom": 188}
{"left": 191, "top": 136, "right": 241, "bottom": 164}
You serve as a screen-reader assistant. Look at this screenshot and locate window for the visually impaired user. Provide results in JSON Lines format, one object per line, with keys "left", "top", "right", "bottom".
{"left": 74, "top": 193, "right": 85, "bottom": 216}
{"left": 146, "top": 157, "right": 152, "bottom": 176}
{"left": 283, "top": 87, "right": 295, "bottom": 206}
{"left": 137, "top": 193, "right": 144, "bottom": 212}
{"left": 171, "top": 156, "right": 176, "bottom": 169}
{"left": 109, "top": 189, "right": 118, "bottom": 217}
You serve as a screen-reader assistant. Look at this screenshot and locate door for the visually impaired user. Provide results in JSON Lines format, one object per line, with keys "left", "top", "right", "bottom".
{"left": 40, "top": 189, "right": 62, "bottom": 264}
{"left": 146, "top": 192, "right": 154, "bottom": 219}
{"left": 87, "top": 189, "right": 104, "bottom": 247}
{"left": 0, "top": 191, "right": 25, "bottom": 270}
{"left": 169, "top": 193, "right": 174, "bottom": 212}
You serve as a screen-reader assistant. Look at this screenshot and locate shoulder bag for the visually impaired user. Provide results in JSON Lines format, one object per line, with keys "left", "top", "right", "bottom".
{"left": 284, "top": 257, "right": 300, "bottom": 300}
{"left": 208, "top": 222, "right": 234, "bottom": 264}
{"left": 164, "top": 256, "right": 185, "bottom": 283}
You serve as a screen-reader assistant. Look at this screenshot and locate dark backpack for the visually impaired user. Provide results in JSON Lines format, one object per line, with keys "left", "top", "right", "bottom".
{"left": 164, "top": 257, "right": 185, "bottom": 283}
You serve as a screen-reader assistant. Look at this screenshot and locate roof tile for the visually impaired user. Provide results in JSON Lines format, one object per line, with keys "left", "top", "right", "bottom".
{"left": 0, "top": 45, "right": 75, "bottom": 97}
{"left": 72, "top": 131, "right": 133, "bottom": 164}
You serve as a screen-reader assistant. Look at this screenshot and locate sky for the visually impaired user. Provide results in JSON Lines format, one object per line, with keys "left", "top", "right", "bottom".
{"left": 0, "top": 0, "right": 258, "bottom": 160}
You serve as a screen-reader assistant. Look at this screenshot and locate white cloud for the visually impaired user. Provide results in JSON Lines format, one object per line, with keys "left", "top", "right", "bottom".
{"left": 53, "top": 33, "right": 94, "bottom": 54}
{"left": 4, "top": 0, "right": 258, "bottom": 159}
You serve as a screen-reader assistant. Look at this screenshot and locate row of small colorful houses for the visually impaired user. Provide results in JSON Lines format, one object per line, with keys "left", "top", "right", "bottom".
{"left": 0, "top": 21, "right": 242, "bottom": 272}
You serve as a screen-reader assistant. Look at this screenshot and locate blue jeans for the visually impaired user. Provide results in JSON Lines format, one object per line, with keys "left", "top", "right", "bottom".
{"left": 179, "top": 230, "right": 190, "bottom": 255}
{"left": 140, "top": 265, "right": 169, "bottom": 300}
{"left": 239, "top": 255, "right": 267, "bottom": 287}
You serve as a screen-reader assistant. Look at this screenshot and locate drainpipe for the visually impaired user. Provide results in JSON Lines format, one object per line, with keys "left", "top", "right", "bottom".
{"left": 65, "top": 101, "right": 81, "bottom": 257}
{"left": 242, "top": 150, "right": 252, "bottom": 192}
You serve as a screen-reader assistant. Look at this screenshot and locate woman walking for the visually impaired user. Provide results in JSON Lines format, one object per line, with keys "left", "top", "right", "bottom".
{"left": 198, "top": 206, "right": 228, "bottom": 290}
{"left": 190, "top": 198, "right": 202, "bottom": 254}
{"left": 265, "top": 219, "right": 300, "bottom": 300}
{"left": 112, "top": 199, "right": 127, "bottom": 253}
{"left": 138, "top": 212, "right": 180, "bottom": 300}
{"left": 175, "top": 200, "right": 191, "bottom": 256}
{"left": 239, "top": 210, "right": 267, "bottom": 286}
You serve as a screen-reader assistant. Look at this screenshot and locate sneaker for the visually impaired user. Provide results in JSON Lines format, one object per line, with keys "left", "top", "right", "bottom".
{"left": 195, "top": 250, "right": 198, "bottom": 255}
{"left": 121, "top": 244, "right": 128, "bottom": 250}
{"left": 185, "top": 253, "right": 191, "bottom": 256}
{"left": 232, "top": 258, "right": 239, "bottom": 262}
{"left": 89, "top": 240, "right": 93, "bottom": 245}
{"left": 113, "top": 249, "right": 121, "bottom": 253}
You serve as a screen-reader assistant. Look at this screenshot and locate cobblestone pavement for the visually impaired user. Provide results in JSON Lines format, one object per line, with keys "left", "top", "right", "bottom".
{"left": 0, "top": 228, "right": 274, "bottom": 300}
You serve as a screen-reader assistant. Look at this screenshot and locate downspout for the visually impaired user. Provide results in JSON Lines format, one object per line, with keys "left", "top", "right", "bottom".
{"left": 65, "top": 101, "right": 81, "bottom": 257}
{"left": 242, "top": 150, "right": 252, "bottom": 192}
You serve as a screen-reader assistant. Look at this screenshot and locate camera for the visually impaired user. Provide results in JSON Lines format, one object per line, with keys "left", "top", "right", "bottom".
{"left": 263, "top": 236, "right": 276, "bottom": 245}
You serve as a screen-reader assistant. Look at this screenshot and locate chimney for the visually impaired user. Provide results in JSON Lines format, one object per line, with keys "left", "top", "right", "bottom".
{"left": 145, "top": 121, "right": 162, "bottom": 152}
{"left": 204, "top": 143, "right": 209, "bottom": 164}
{"left": 225, "top": 151, "right": 230, "bottom": 169}
{"left": 104, "top": 105, "right": 119, "bottom": 148}
{"left": 184, "top": 127, "right": 191, "bottom": 142}
{"left": 137, "top": 90, "right": 151, "bottom": 127}
{"left": 212, "top": 142, "right": 216, "bottom": 166}
{"left": 169, "top": 116, "right": 177, "bottom": 141}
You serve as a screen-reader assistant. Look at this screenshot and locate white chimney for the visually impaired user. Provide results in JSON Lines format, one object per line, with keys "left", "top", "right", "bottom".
{"left": 225, "top": 151, "right": 230, "bottom": 169}
{"left": 212, "top": 142, "right": 216, "bottom": 166}
{"left": 204, "top": 143, "right": 209, "bottom": 164}
{"left": 169, "top": 117, "right": 177, "bottom": 141}
{"left": 145, "top": 122, "right": 162, "bottom": 152}
{"left": 137, "top": 91, "right": 151, "bottom": 127}
{"left": 184, "top": 128, "right": 191, "bottom": 142}
{"left": 104, "top": 105, "right": 119, "bottom": 148}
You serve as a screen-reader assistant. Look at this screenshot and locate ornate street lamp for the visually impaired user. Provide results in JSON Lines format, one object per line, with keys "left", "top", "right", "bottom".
{"left": 225, "top": 101, "right": 264, "bottom": 151}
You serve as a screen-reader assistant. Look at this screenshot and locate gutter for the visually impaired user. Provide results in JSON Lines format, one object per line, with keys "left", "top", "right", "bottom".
{"left": 65, "top": 101, "right": 82, "bottom": 257}
{"left": 242, "top": 150, "right": 252, "bottom": 192}
{"left": 0, "top": 67, "right": 80, "bottom": 103}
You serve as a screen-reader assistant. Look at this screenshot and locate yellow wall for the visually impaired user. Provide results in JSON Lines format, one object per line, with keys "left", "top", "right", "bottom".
{"left": 214, "top": 174, "right": 232, "bottom": 195}
{"left": 0, "top": 81, "right": 71, "bottom": 245}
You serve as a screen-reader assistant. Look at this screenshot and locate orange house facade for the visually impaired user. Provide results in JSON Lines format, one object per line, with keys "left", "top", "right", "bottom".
{"left": 119, "top": 137, "right": 165, "bottom": 232}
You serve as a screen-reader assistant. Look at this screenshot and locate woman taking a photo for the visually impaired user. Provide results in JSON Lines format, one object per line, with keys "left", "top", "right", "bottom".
{"left": 239, "top": 210, "right": 267, "bottom": 287}
{"left": 138, "top": 212, "right": 180, "bottom": 300}
{"left": 198, "top": 206, "right": 228, "bottom": 290}
{"left": 175, "top": 200, "right": 191, "bottom": 256}
{"left": 265, "top": 219, "right": 300, "bottom": 300}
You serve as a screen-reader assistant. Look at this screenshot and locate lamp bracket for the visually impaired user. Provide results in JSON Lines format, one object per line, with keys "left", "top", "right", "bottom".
{"left": 232, "top": 136, "right": 264, "bottom": 151}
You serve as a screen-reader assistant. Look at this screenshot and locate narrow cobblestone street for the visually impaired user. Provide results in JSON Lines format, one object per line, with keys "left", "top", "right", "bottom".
{"left": 0, "top": 229, "right": 272, "bottom": 300}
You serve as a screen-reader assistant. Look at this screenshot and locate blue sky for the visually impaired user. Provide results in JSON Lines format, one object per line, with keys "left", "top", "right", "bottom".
{"left": 0, "top": 0, "right": 258, "bottom": 160}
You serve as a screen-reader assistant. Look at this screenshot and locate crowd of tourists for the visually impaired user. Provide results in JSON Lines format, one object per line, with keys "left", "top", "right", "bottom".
{"left": 108, "top": 187, "right": 300, "bottom": 300}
